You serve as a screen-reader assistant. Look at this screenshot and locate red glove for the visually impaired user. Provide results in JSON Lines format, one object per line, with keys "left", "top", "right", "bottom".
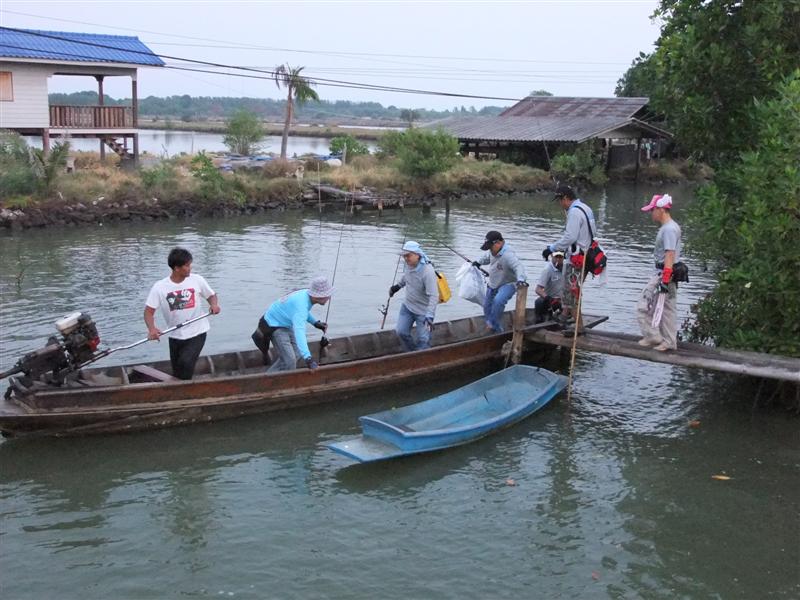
{"left": 661, "top": 267, "right": 673, "bottom": 285}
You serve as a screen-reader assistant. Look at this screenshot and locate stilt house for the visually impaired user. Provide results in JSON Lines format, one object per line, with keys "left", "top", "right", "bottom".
{"left": 0, "top": 27, "right": 164, "bottom": 165}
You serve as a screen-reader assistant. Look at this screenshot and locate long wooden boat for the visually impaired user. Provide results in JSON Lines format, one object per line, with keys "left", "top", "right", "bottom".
{"left": 327, "top": 365, "right": 567, "bottom": 463}
{"left": 0, "top": 309, "right": 555, "bottom": 438}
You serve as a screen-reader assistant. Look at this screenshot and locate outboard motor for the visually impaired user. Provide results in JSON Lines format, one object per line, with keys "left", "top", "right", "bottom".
{"left": 55, "top": 312, "right": 101, "bottom": 366}
{"left": 0, "top": 312, "right": 101, "bottom": 387}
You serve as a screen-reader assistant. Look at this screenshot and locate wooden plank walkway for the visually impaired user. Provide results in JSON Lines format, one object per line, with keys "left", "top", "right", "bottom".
{"left": 524, "top": 316, "right": 800, "bottom": 383}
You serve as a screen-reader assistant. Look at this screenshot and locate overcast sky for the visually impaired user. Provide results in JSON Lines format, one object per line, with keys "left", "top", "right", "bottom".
{"left": 1, "top": 0, "right": 663, "bottom": 110}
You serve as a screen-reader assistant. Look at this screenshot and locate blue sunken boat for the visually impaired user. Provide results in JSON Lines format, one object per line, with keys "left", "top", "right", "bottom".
{"left": 326, "top": 365, "right": 567, "bottom": 463}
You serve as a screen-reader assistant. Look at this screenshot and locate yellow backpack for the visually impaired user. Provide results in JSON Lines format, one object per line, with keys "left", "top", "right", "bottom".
{"left": 436, "top": 270, "right": 451, "bottom": 303}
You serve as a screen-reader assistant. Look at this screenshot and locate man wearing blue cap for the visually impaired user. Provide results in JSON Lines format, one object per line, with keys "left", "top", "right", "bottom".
{"left": 389, "top": 241, "right": 439, "bottom": 351}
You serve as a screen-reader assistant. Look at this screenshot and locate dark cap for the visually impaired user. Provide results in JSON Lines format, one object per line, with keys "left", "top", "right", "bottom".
{"left": 553, "top": 185, "right": 576, "bottom": 201}
{"left": 481, "top": 230, "right": 504, "bottom": 251}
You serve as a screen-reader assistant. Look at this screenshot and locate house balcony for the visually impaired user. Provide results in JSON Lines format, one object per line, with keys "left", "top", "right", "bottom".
{"left": 49, "top": 105, "right": 134, "bottom": 129}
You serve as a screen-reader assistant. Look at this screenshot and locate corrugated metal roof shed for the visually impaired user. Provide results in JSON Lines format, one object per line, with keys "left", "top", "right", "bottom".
{"left": 0, "top": 28, "right": 165, "bottom": 66}
{"left": 426, "top": 115, "right": 671, "bottom": 143}
{"left": 500, "top": 96, "right": 648, "bottom": 119}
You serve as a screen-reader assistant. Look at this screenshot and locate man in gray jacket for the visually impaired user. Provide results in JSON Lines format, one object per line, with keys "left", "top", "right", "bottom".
{"left": 473, "top": 230, "right": 527, "bottom": 333}
{"left": 389, "top": 241, "right": 439, "bottom": 351}
{"left": 544, "top": 185, "right": 597, "bottom": 329}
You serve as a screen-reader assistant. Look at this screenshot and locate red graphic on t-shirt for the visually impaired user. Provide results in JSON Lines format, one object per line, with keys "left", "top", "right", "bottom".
{"left": 166, "top": 288, "right": 196, "bottom": 311}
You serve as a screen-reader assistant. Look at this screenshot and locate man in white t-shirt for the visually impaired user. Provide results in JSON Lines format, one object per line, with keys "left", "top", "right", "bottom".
{"left": 144, "top": 248, "right": 221, "bottom": 379}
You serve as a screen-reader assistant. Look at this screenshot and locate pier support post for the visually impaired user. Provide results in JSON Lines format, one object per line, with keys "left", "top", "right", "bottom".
{"left": 510, "top": 284, "right": 528, "bottom": 365}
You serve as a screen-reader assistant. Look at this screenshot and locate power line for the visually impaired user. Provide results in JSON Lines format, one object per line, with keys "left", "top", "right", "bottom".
{"left": 1, "top": 8, "right": 632, "bottom": 66}
{"left": 0, "top": 27, "right": 524, "bottom": 101}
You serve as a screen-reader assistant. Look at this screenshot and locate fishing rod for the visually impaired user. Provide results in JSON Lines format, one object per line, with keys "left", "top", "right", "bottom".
{"left": 401, "top": 213, "right": 490, "bottom": 277}
{"left": 379, "top": 230, "right": 408, "bottom": 329}
{"left": 78, "top": 312, "right": 213, "bottom": 369}
{"left": 319, "top": 189, "right": 353, "bottom": 360}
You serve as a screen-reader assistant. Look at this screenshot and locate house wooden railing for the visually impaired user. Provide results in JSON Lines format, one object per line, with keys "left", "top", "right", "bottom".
{"left": 49, "top": 105, "right": 134, "bottom": 129}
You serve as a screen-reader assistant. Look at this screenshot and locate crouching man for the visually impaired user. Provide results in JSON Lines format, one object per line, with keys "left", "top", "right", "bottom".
{"left": 264, "top": 276, "right": 333, "bottom": 372}
{"left": 534, "top": 250, "right": 564, "bottom": 323}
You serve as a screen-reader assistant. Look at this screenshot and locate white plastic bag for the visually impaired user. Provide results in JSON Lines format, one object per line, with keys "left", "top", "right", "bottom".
{"left": 456, "top": 263, "right": 486, "bottom": 306}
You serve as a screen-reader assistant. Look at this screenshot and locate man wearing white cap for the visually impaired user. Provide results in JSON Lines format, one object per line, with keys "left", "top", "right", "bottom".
{"left": 534, "top": 250, "right": 565, "bottom": 323}
{"left": 637, "top": 194, "right": 682, "bottom": 352}
{"left": 389, "top": 241, "right": 438, "bottom": 351}
{"left": 263, "top": 276, "right": 333, "bottom": 372}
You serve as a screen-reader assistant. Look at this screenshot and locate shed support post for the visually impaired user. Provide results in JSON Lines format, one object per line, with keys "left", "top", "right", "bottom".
{"left": 634, "top": 135, "right": 642, "bottom": 183}
{"left": 97, "top": 75, "right": 106, "bottom": 162}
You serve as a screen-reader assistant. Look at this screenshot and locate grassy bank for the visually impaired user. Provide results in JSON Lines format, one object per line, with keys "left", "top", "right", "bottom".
{"left": 0, "top": 153, "right": 552, "bottom": 229}
{"left": 1, "top": 124, "right": 708, "bottom": 230}
{"left": 139, "top": 119, "right": 390, "bottom": 140}
{"left": 608, "top": 159, "right": 714, "bottom": 184}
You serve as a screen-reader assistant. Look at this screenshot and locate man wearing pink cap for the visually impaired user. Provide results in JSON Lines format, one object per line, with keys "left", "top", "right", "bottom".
{"left": 637, "top": 194, "right": 682, "bottom": 352}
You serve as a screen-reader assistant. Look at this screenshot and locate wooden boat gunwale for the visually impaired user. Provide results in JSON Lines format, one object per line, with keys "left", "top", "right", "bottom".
{"left": 0, "top": 310, "right": 566, "bottom": 437}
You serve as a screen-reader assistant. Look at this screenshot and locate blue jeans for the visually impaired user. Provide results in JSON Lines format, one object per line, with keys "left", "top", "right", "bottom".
{"left": 483, "top": 282, "right": 517, "bottom": 333}
{"left": 396, "top": 304, "right": 432, "bottom": 351}
{"left": 267, "top": 327, "right": 301, "bottom": 372}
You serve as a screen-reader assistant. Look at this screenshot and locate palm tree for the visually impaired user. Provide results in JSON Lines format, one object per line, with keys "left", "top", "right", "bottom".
{"left": 273, "top": 64, "right": 319, "bottom": 159}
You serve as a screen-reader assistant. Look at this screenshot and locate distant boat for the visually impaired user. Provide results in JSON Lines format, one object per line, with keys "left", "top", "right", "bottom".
{"left": 327, "top": 365, "right": 567, "bottom": 463}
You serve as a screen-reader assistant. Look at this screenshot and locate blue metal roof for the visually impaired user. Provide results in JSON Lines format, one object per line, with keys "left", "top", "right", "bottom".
{"left": 0, "top": 28, "right": 164, "bottom": 66}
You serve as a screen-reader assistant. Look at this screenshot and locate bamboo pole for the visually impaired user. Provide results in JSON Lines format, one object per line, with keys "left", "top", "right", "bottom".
{"left": 566, "top": 259, "right": 588, "bottom": 405}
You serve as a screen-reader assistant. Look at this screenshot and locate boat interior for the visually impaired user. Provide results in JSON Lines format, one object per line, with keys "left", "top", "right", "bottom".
{"left": 69, "top": 310, "right": 535, "bottom": 388}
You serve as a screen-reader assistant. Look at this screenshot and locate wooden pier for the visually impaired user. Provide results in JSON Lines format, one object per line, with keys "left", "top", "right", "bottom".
{"left": 522, "top": 315, "right": 800, "bottom": 383}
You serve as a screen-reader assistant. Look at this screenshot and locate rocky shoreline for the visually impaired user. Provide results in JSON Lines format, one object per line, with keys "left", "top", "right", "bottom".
{"left": 0, "top": 186, "right": 547, "bottom": 230}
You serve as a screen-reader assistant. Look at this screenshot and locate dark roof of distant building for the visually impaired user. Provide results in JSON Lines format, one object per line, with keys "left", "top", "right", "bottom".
{"left": 0, "top": 28, "right": 165, "bottom": 66}
{"left": 500, "top": 96, "right": 649, "bottom": 119}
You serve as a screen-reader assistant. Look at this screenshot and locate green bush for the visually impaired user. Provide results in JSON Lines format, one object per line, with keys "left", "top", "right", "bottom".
{"left": 190, "top": 152, "right": 225, "bottom": 201}
{"left": 0, "top": 164, "right": 39, "bottom": 199}
{"left": 223, "top": 110, "right": 264, "bottom": 156}
{"left": 140, "top": 161, "right": 179, "bottom": 192}
{"left": 550, "top": 142, "right": 607, "bottom": 186}
{"left": 0, "top": 132, "right": 71, "bottom": 198}
{"left": 0, "top": 131, "right": 37, "bottom": 198}
{"left": 329, "top": 135, "right": 369, "bottom": 158}
{"left": 394, "top": 128, "right": 460, "bottom": 178}
{"left": 375, "top": 130, "right": 404, "bottom": 158}
{"left": 686, "top": 71, "right": 800, "bottom": 356}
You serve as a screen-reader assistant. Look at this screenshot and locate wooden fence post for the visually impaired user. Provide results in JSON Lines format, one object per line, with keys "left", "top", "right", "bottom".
{"left": 510, "top": 284, "right": 528, "bottom": 365}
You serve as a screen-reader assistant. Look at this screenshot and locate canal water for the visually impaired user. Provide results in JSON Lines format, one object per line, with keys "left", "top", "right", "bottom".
{"left": 0, "top": 185, "right": 797, "bottom": 599}
{"left": 25, "top": 130, "right": 369, "bottom": 157}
